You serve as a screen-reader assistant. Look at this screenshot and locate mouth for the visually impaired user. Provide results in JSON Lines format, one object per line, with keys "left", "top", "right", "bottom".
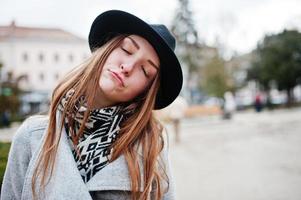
{"left": 108, "top": 69, "right": 124, "bottom": 87}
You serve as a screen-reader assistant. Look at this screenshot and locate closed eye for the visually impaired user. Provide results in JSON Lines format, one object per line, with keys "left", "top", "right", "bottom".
{"left": 121, "top": 47, "right": 132, "bottom": 55}
{"left": 141, "top": 65, "right": 149, "bottom": 78}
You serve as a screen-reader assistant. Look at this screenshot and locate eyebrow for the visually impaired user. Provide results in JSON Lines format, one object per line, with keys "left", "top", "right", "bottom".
{"left": 127, "top": 36, "right": 159, "bottom": 70}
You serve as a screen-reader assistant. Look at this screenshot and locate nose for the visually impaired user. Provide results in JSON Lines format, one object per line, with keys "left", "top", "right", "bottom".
{"left": 120, "top": 62, "right": 135, "bottom": 75}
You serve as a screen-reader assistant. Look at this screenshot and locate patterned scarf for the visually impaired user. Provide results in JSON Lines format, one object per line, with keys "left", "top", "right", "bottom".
{"left": 57, "top": 89, "right": 130, "bottom": 183}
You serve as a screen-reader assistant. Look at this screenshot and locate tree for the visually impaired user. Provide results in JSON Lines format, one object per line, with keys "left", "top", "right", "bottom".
{"left": 249, "top": 29, "right": 301, "bottom": 105}
{"left": 200, "top": 53, "right": 233, "bottom": 98}
{"left": 0, "top": 70, "right": 22, "bottom": 126}
{"left": 171, "top": 0, "right": 198, "bottom": 53}
{"left": 171, "top": 0, "right": 202, "bottom": 102}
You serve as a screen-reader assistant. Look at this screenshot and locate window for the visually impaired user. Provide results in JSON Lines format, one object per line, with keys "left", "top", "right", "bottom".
{"left": 54, "top": 73, "right": 59, "bottom": 80}
{"left": 23, "top": 53, "right": 28, "bottom": 62}
{"left": 54, "top": 53, "right": 59, "bottom": 62}
{"left": 39, "top": 73, "right": 44, "bottom": 81}
{"left": 38, "top": 53, "right": 44, "bottom": 63}
{"left": 69, "top": 54, "right": 73, "bottom": 63}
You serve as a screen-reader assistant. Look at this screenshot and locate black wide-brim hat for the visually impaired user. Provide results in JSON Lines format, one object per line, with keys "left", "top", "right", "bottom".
{"left": 88, "top": 10, "right": 183, "bottom": 110}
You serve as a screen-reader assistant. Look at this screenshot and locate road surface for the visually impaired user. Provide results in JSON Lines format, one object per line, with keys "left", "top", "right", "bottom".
{"left": 166, "top": 108, "right": 301, "bottom": 200}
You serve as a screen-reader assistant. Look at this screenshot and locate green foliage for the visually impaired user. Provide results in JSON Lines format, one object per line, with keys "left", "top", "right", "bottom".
{"left": 0, "top": 91, "right": 21, "bottom": 114}
{"left": 0, "top": 142, "right": 11, "bottom": 186}
{"left": 200, "top": 54, "right": 232, "bottom": 98}
{"left": 0, "top": 71, "right": 22, "bottom": 127}
{"left": 249, "top": 29, "right": 301, "bottom": 103}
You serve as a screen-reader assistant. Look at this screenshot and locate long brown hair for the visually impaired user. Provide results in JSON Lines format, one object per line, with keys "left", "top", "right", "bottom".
{"left": 31, "top": 34, "right": 169, "bottom": 200}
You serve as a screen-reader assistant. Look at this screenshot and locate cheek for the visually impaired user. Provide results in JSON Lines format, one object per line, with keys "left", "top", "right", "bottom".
{"left": 122, "top": 78, "right": 150, "bottom": 100}
{"left": 98, "top": 71, "right": 115, "bottom": 92}
{"left": 108, "top": 49, "right": 120, "bottom": 59}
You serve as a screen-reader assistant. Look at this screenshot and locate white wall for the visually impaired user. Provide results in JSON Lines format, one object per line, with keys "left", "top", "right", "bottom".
{"left": 0, "top": 38, "right": 90, "bottom": 92}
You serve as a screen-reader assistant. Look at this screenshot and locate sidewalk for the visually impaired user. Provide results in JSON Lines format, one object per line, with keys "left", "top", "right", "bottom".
{"left": 0, "top": 122, "right": 21, "bottom": 142}
{"left": 166, "top": 108, "right": 301, "bottom": 200}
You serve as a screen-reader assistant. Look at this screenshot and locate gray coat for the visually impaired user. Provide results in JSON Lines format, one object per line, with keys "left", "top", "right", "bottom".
{"left": 1, "top": 113, "right": 175, "bottom": 200}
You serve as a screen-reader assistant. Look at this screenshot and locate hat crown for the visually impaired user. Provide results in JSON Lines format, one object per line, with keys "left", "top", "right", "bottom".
{"left": 150, "top": 24, "right": 176, "bottom": 51}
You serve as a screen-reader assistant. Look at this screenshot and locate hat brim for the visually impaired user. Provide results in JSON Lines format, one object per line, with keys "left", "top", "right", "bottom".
{"left": 88, "top": 10, "right": 183, "bottom": 110}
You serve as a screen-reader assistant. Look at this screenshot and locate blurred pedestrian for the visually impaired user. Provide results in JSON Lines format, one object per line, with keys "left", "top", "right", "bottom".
{"left": 222, "top": 91, "right": 236, "bottom": 119}
{"left": 254, "top": 92, "right": 263, "bottom": 112}
{"left": 166, "top": 96, "right": 188, "bottom": 143}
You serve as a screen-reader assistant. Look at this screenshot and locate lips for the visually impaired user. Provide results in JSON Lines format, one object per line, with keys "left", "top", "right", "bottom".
{"left": 108, "top": 69, "right": 124, "bottom": 86}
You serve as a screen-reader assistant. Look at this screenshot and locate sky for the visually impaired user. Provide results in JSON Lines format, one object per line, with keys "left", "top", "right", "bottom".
{"left": 1, "top": 0, "right": 301, "bottom": 56}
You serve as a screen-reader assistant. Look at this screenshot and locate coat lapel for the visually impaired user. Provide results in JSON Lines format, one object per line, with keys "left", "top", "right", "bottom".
{"left": 86, "top": 154, "right": 132, "bottom": 191}
{"left": 42, "top": 124, "right": 93, "bottom": 199}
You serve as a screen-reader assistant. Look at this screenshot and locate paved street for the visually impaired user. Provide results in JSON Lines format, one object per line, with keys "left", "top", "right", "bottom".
{"left": 166, "top": 108, "right": 301, "bottom": 200}
{"left": 0, "top": 122, "right": 20, "bottom": 142}
{"left": 1, "top": 108, "right": 301, "bottom": 200}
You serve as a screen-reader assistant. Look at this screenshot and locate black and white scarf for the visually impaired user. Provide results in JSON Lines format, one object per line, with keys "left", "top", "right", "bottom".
{"left": 57, "top": 89, "right": 130, "bottom": 183}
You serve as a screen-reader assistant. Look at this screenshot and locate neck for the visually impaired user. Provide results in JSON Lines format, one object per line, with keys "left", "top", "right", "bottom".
{"left": 91, "top": 88, "right": 116, "bottom": 109}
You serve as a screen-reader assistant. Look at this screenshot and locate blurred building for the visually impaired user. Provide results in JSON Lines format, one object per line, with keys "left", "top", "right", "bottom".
{"left": 0, "top": 21, "right": 90, "bottom": 114}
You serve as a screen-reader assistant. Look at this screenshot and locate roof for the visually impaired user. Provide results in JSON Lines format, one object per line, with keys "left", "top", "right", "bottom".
{"left": 0, "top": 21, "right": 86, "bottom": 42}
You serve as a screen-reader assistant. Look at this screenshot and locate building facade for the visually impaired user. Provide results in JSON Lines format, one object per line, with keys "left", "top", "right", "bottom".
{"left": 0, "top": 21, "right": 90, "bottom": 114}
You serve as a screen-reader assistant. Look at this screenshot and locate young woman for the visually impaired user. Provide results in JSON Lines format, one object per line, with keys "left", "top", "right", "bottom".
{"left": 1, "top": 10, "right": 183, "bottom": 200}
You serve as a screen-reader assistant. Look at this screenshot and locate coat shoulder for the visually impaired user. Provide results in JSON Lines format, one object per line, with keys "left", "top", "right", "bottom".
{"left": 12, "top": 115, "right": 49, "bottom": 152}
{"left": 26, "top": 114, "right": 49, "bottom": 131}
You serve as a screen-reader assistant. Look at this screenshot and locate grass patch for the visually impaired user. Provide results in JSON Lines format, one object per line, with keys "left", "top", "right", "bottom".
{"left": 0, "top": 142, "right": 11, "bottom": 187}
